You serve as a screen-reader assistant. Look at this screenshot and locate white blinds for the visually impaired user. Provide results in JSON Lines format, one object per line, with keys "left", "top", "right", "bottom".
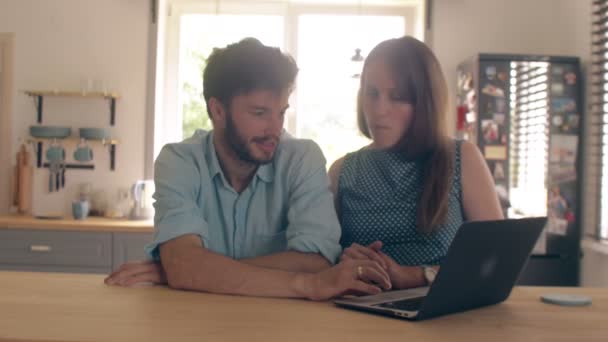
{"left": 509, "top": 61, "right": 550, "bottom": 217}
{"left": 590, "top": 0, "right": 608, "bottom": 238}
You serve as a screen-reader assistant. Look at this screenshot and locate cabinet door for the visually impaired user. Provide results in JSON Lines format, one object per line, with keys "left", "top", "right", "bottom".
{"left": 112, "top": 232, "right": 153, "bottom": 270}
{"left": 0, "top": 229, "right": 112, "bottom": 273}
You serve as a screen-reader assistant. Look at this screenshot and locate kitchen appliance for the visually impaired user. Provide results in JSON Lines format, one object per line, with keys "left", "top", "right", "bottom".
{"left": 130, "top": 180, "right": 154, "bottom": 220}
{"left": 455, "top": 54, "right": 583, "bottom": 286}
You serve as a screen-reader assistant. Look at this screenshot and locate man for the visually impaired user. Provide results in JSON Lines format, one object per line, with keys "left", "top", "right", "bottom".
{"left": 105, "top": 38, "right": 390, "bottom": 300}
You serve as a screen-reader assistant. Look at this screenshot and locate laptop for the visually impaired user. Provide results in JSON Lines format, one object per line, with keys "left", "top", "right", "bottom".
{"left": 334, "top": 217, "right": 547, "bottom": 320}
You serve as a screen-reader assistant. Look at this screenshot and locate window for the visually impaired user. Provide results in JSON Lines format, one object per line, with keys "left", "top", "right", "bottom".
{"left": 296, "top": 14, "right": 406, "bottom": 165}
{"left": 154, "top": 0, "right": 424, "bottom": 167}
{"left": 509, "top": 61, "right": 550, "bottom": 217}
{"left": 590, "top": 0, "right": 608, "bottom": 239}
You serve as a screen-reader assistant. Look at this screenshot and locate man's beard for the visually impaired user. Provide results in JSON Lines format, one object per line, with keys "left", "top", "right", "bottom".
{"left": 225, "top": 111, "right": 277, "bottom": 165}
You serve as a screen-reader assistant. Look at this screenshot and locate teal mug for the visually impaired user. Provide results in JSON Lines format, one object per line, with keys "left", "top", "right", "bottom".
{"left": 73, "top": 139, "right": 93, "bottom": 162}
{"left": 45, "top": 142, "right": 65, "bottom": 162}
{"left": 72, "top": 200, "right": 90, "bottom": 220}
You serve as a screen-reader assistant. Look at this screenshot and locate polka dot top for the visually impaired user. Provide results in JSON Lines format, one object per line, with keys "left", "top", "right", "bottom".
{"left": 337, "top": 140, "right": 464, "bottom": 266}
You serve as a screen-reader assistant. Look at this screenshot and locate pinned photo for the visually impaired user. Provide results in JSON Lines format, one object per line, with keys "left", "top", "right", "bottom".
{"left": 552, "top": 115, "right": 564, "bottom": 127}
{"left": 485, "top": 66, "right": 497, "bottom": 80}
{"left": 497, "top": 71, "right": 508, "bottom": 82}
{"left": 493, "top": 162, "right": 506, "bottom": 179}
{"left": 481, "top": 84, "right": 505, "bottom": 98}
{"left": 552, "top": 65, "right": 564, "bottom": 76}
{"left": 547, "top": 184, "right": 575, "bottom": 236}
{"left": 493, "top": 113, "right": 506, "bottom": 125}
{"left": 482, "top": 120, "right": 500, "bottom": 144}
{"left": 549, "top": 135, "right": 578, "bottom": 164}
{"left": 565, "top": 114, "right": 580, "bottom": 132}
{"left": 551, "top": 98, "right": 576, "bottom": 113}
{"left": 485, "top": 145, "right": 507, "bottom": 160}
{"left": 495, "top": 98, "right": 506, "bottom": 113}
{"left": 551, "top": 82, "right": 564, "bottom": 95}
{"left": 549, "top": 164, "right": 576, "bottom": 183}
{"left": 547, "top": 217, "right": 568, "bottom": 236}
{"left": 564, "top": 72, "right": 577, "bottom": 85}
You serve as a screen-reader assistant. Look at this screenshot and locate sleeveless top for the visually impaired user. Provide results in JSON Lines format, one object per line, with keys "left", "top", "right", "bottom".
{"left": 337, "top": 140, "right": 464, "bottom": 266}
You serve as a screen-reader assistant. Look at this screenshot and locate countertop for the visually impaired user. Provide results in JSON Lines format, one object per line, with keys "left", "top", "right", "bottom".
{"left": 0, "top": 214, "right": 153, "bottom": 233}
{"left": 0, "top": 271, "right": 606, "bottom": 341}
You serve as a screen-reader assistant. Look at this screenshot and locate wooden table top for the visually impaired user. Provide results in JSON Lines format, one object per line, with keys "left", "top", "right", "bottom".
{"left": 0, "top": 271, "right": 606, "bottom": 341}
{"left": 0, "top": 215, "right": 153, "bottom": 233}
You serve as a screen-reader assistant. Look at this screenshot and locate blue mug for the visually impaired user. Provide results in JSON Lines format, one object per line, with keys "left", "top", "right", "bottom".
{"left": 46, "top": 143, "right": 65, "bottom": 162}
{"left": 72, "top": 200, "right": 90, "bottom": 220}
{"left": 73, "top": 139, "right": 93, "bottom": 162}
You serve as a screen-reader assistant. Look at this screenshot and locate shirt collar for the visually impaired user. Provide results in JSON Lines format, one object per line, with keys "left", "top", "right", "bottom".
{"left": 206, "top": 131, "right": 275, "bottom": 184}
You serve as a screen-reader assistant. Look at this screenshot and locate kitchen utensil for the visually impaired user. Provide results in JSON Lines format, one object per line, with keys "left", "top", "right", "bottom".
{"left": 12, "top": 144, "right": 32, "bottom": 213}
{"left": 46, "top": 140, "right": 66, "bottom": 192}
{"left": 130, "top": 180, "right": 155, "bottom": 220}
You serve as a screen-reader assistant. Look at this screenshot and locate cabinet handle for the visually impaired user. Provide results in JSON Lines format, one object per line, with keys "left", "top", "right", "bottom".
{"left": 29, "top": 245, "right": 52, "bottom": 252}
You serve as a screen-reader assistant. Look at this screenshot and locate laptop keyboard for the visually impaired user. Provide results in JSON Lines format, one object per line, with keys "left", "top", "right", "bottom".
{"left": 374, "top": 297, "right": 425, "bottom": 311}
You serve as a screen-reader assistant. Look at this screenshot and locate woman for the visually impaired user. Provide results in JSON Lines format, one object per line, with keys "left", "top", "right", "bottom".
{"left": 329, "top": 36, "right": 503, "bottom": 290}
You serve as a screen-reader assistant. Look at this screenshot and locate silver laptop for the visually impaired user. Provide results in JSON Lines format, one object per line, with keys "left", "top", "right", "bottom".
{"left": 334, "top": 217, "right": 547, "bottom": 320}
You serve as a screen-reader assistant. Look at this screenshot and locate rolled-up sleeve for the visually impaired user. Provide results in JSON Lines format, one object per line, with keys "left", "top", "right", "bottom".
{"left": 285, "top": 141, "right": 342, "bottom": 264}
{"left": 145, "top": 144, "right": 209, "bottom": 261}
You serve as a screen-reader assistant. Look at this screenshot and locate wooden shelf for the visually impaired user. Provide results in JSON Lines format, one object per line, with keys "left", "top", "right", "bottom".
{"left": 24, "top": 90, "right": 120, "bottom": 99}
{"left": 27, "top": 137, "right": 120, "bottom": 145}
{"left": 24, "top": 90, "right": 119, "bottom": 125}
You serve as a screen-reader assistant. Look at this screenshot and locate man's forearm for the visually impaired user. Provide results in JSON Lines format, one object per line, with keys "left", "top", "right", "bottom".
{"left": 241, "top": 251, "right": 332, "bottom": 273}
{"left": 161, "top": 243, "right": 317, "bottom": 298}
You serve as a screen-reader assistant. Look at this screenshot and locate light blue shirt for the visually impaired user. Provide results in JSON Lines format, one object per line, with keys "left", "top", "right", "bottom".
{"left": 145, "top": 130, "right": 342, "bottom": 264}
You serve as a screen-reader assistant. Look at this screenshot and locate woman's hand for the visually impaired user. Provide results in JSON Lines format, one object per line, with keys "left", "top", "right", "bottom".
{"left": 340, "top": 241, "right": 388, "bottom": 269}
{"left": 341, "top": 241, "right": 426, "bottom": 290}
{"left": 376, "top": 251, "right": 427, "bottom": 290}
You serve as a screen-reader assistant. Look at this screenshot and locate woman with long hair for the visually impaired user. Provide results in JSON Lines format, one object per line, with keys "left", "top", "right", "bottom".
{"left": 329, "top": 36, "right": 503, "bottom": 290}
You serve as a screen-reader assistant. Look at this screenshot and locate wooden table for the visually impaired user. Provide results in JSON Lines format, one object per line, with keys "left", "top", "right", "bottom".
{"left": 0, "top": 271, "right": 606, "bottom": 341}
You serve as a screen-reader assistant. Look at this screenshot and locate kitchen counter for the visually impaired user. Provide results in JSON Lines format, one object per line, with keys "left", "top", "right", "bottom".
{"left": 0, "top": 271, "right": 606, "bottom": 341}
{"left": 0, "top": 214, "right": 153, "bottom": 233}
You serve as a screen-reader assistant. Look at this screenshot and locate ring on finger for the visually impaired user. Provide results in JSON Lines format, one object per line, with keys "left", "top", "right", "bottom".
{"left": 357, "top": 265, "right": 363, "bottom": 278}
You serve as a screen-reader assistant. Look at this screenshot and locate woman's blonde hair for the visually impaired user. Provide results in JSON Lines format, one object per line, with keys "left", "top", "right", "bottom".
{"left": 357, "top": 36, "right": 453, "bottom": 234}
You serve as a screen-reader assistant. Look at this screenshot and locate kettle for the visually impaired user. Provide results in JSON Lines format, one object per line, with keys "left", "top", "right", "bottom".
{"left": 130, "top": 180, "right": 155, "bottom": 220}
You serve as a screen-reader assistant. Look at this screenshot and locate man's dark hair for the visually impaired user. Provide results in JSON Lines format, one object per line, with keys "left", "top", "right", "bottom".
{"left": 203, "top": 38, "right": 298, "bottom": 116}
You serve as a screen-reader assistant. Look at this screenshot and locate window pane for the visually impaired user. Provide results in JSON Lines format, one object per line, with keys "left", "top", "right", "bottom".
{"left": 179, "top": 14, "right": 284, "bottom": 139}
{"left": 296, "top": 15, "right": 405, "bottom": 167}
{"left": 509, "top": 62, "right": 549, "bottom": 217}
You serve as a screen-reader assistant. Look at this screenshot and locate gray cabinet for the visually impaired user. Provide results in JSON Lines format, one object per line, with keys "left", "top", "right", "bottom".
{"left": 112, "top": 232, "right": 153, "bottom": 270}
{"left": 0, "top": 229, "right": 153, "bottom": 274}
{"left": 0, "top": 229, "right": 112, "bottom": 273}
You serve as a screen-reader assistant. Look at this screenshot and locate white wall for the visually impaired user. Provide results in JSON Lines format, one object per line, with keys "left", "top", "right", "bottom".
{"left": 581, "top": 241, "right": 608, "bottom": 287}
{"left": 0, "top": 0, "right": 150, "bottom": 216}
{"left": 431, "top": 0, "right": 591, "bottom": 131}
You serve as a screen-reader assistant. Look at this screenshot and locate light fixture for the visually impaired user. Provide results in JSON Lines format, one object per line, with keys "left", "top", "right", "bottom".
{"left": 350, "top": 0, "right": 364, "bottom": 78}
{"left": 350, "top": 49, "right": 364, "bottom": 79}
{"left": 351, "top": 48, "right": 364, "bottom": 62}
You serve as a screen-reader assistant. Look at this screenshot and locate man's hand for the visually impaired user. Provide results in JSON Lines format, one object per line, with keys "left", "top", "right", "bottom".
{"left": 104, "top": 260, "right": 166, "bottom": 287}
{"left": 302, "top": 259, "right": 392, "bottom": 301}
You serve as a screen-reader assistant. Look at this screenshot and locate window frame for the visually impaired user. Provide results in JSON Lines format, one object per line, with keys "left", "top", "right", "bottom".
{"left": 148, "top": 0, "right": 425, "bottom": 176}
